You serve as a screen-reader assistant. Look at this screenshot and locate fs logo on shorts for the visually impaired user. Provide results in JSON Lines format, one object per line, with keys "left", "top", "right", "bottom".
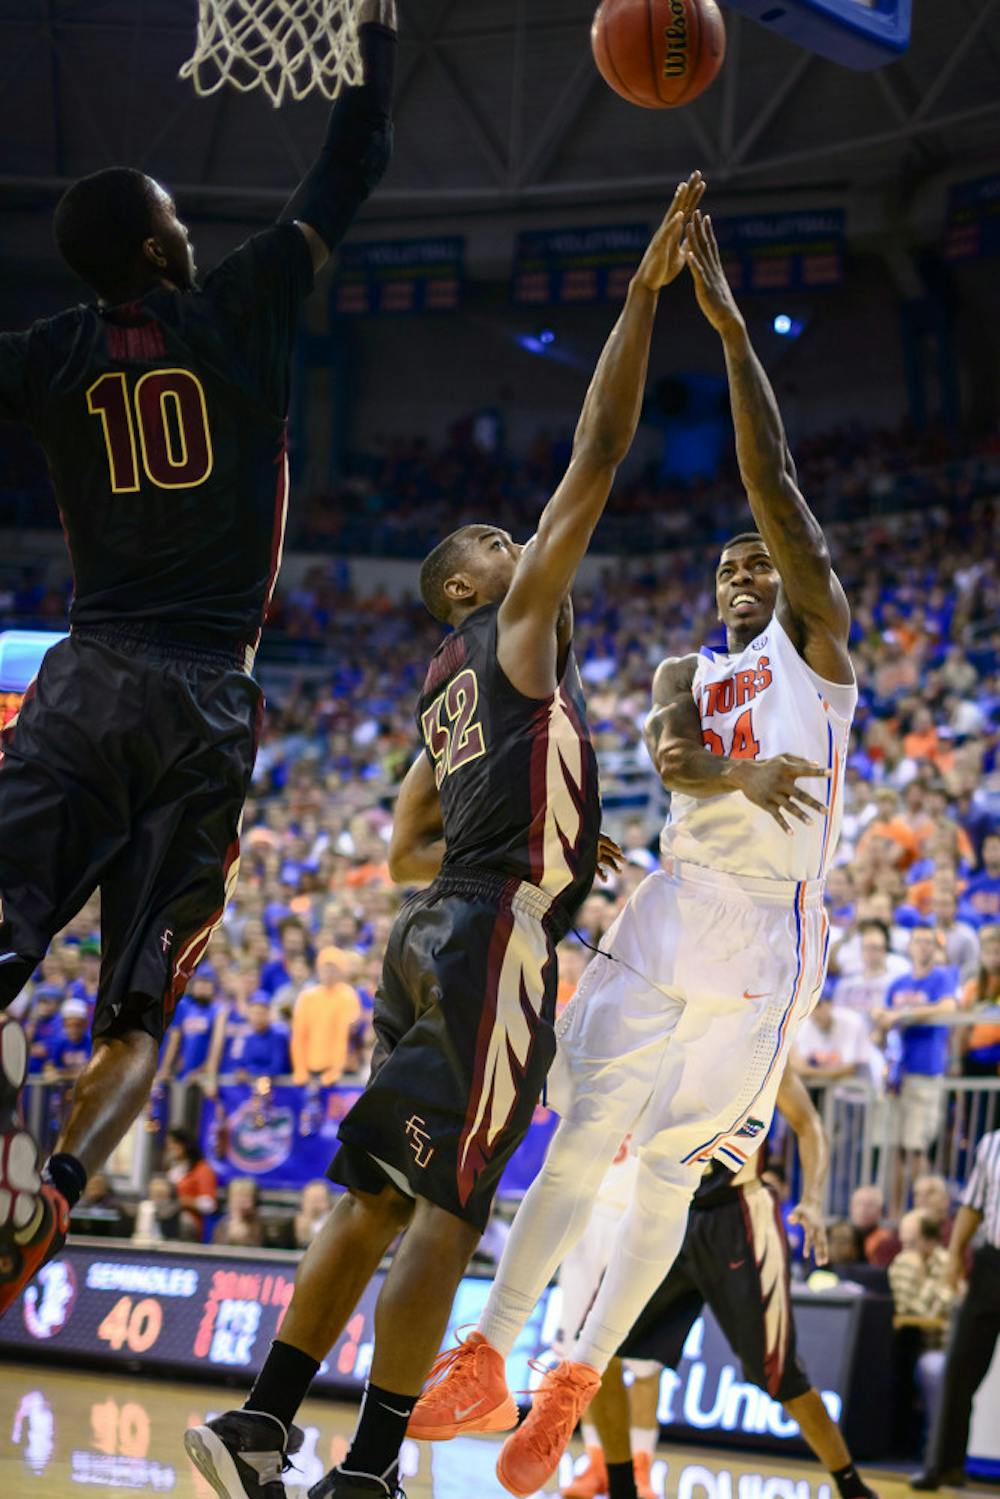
{"left": 736, "top": 1117, "right": 766, "bottom": 1139}
{"left": 405, "top": 1115, "right": 434, "bottom": 1168}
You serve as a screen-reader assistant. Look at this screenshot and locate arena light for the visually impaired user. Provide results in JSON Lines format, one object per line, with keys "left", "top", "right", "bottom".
{"left": 772, "top": 314, "right": 804, "bottom": 339}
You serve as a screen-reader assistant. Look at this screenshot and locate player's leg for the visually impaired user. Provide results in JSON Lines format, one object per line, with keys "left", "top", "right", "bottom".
{"left": 187, "top": 1180, "right": 415, "bottom": 1499}
{"left": 586, "top": 1263, "right": 702, "bottom": 1499}
{"left": 0, "top": 638, "right": 137, "bottom": 1314}
{"left": 625, "top": 1362, "right": 663, "bottom": 1499}
{"left": 476, "top": 880, "right": 684, "bottom": 1363}
{"left": 702, "top": 1186, "right": 879, "bottom": 1499}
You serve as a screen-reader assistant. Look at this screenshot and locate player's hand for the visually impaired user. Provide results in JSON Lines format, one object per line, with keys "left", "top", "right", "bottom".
{"left": 683, "top": 209, "right": 744, "bottom": 337}
{"left": 730, "top": 755, "right": 830, "bottom": 834}
{"left": 596, "top": 833, "right": 624, "bottom": 881}
{"left": 945, "top": 1252, "right": 967, "bottom": 1296}
{"left": 788, "top": 1200, "right": 828, "bottom": 1265}
{"left": 635, "top": 172, "right": 706, "bottom": 291}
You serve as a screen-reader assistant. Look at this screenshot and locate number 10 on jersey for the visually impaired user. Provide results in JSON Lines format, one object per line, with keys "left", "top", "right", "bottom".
{"left": 87, "top": 368, "right": 214, "bottom": 493}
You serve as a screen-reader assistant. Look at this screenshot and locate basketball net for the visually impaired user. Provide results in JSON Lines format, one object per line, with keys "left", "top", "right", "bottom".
{"left": 179, "top": 0, "right": 363, "bottom": 108}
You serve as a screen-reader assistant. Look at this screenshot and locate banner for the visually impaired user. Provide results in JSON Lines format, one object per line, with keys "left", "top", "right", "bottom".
{"left": 200, "top": 1084, "right": 558, "bottom": 1199}
{"left": 512, "top": 224, "right": 649, "bottom": 305}
{"left": 333, "top": 237, "right": 465, "bottom": 315}
{"left": 712, "top": 209, "right": 845, "bottom": 291}
{"left": 1, "top": 1242, "right": 888, "bottom": 1460}
{"left": 945, "top": 173, "right": 1000, "bottom": 262}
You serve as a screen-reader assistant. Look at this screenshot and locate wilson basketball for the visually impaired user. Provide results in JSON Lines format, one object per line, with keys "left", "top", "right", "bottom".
{"left": 592, "top": 0, "right": 726, "bottom": 109}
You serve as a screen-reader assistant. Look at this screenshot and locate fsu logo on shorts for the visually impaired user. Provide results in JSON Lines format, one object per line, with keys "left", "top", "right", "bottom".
{"left": 405, "top": 1115, "right": 434, "bottom": 1168}
{"left": 735, "top": 1116, "right": 766, "bottom": 1140}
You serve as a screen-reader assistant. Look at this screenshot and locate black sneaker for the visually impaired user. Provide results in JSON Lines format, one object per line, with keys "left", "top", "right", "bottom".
{"left": 910, "top": 1470, "right": 966, "bottom": 1491}
{"left": 184, "top": 1409, "right": 304, "bottom": 1499}
{"left": 308, "top": 1467, "right": 405, "bottom": 1499}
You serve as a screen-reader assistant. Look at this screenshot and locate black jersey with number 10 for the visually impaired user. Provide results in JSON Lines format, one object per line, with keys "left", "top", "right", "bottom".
{"left": 417, "top": 602, "right": 601, "bottom": 934}
{"left": 0, "top": 224, "right": 315, "bottom": 658}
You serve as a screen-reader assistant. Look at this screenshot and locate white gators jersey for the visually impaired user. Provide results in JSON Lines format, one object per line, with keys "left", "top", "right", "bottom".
{"left": 661, "top": 612, "right": 857, "bottom": 882}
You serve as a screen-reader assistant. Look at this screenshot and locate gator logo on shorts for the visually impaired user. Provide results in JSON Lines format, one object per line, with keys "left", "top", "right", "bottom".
{"left": 736, "top": 1116, "right": 766, "bottom": 1139}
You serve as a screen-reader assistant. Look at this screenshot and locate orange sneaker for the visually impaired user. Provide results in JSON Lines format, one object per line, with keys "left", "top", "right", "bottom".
{"left": 408, "top": 1330, "right": 519, "bottom": 1441}
{"left": 0, "top": 1018, "right": 70, "bottom": 1320}
{"left": 497, "top": 1360, "right": 601, "bottom": 1499}
{"left": 634, "top": 1449, "right": 656, "bottom": 1499}
{"left": 562, "top": 1444, "right": 609, "bottom": 1498}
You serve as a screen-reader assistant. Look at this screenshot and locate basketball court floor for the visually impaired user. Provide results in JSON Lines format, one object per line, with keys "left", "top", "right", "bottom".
{"left": 1, "top": 1364, "right": 928, "bottom": 1499}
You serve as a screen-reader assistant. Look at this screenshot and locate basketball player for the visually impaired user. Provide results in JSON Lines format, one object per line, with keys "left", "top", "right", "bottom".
{"left": 183, "top": 176, "right": 707, "bottom": 1499}
{"left": 0, "top": 1, "right": 397, "bottom": 1315}
{"left": 409, "top": 206, "right": 857, "bottom": 1499}
{"left": 563, "top": 1069, "right": 878, "bottom": 1499}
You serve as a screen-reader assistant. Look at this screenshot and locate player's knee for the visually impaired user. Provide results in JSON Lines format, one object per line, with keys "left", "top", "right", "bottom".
{"left": 350, "top": 1183, "right": 413, "bottom": 1232}
{"left": 543, "top": 1118, "right": 619, "bottom": 1191}
{"left": 623, "top": 1358, "right": 663, "bottom": 1381}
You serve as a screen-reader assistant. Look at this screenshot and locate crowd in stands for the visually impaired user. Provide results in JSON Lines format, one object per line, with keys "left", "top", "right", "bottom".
{"left": 3, "top": 426, "right": 1000, "bottom": 1409}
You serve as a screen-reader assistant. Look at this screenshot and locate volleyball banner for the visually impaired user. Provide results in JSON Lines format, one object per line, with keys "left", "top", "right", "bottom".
{"left": 333, "top": 236, "right": 465, "bottom": 315}
{"left": 512, "top": 224, "right": 649, "bottom": 305}
{"left": 945, "top": 172, "right": 1000, "bottom": 262}
{"left": 712, "top": 209, "right": 846, "bottom": 291}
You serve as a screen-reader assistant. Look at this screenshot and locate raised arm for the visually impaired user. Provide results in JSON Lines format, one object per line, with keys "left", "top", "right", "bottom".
{"left": 777, "top": 1066, "right": 831, "bottom": 1265}
{"left": 285, "top": 0, "right": 397, "bottom": 273}
{"left": 387, "top": 751, "right": 445, "bottom": 885}
{"left": 496, "top": 174, "right": 704, "bottom": 699}
{"left": 645, "top": 654, "right": 830, "bottom": 833}
{"left": 683, "top": 211, "right": 852, "bottom": 686}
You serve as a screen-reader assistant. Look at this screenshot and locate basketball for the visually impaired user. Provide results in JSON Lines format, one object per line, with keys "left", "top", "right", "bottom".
{"left": 591, "top": 0, "right": 726, "bottom": 109}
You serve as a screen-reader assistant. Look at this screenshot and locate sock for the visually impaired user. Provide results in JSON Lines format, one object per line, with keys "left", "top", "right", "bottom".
{"left": 832, "top": 1463, "right": 873, "bottom": 1499}
{"left": 343, "top": 1381, "right": 416, "bottom": 1484}
{"left": 478, "top": 1282, "right": 538, "bottom": 1360}
{"left": 45, "top": 1152, "right": 87, "bottom": 1209}
{"left": 244, "top": 1340, "right": 321, "bottom": 1433}
{"left": 581, "top": 1422, "right": 601, "bottom": 1449}
{"left": 631, "top": 1426, "right": 658, "bottom": 1457}
{"left": 608, "top": 1459, "right": 639, "bottom": 1499}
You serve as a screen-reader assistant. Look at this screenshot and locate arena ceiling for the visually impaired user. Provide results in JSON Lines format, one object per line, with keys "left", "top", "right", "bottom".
{"left": 0, "top": 0, "right": 999, "bottom": 237}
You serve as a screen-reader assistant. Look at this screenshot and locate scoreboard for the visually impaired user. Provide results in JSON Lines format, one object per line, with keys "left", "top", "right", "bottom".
{"left": 0, "top": 1240, "right": 896, "bottom": 1459}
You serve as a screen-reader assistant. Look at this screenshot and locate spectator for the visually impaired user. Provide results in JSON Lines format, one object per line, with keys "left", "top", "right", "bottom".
{"left": 889, "top": 1211, "right": 955, "bottom": 1458}
{"left": 912, "top": 1174, "right": 955, "bottom": 1246}
{"left": 45, "top": 998, "right": 91, "bottom": 1080}
{"left": 291, "top": 946, "right": 362, "bottom": 1086}
{"left": 824, "top": 865, "right": 856, "bottom": 930}
{"left": 791, "top": 995, "right": 873, "bottom": 1083}
{"left": 928, "top": 880, "right": 980, "bottom": 984}
{"left": 164, "top": 1128, "right": 219, "bottom": 1241}
{"left": 849, "top": 1183, "right": 900, "bottom": 1268}
{"left": 134, "top": 1174, "right": 190, "bottom": 1243}
{"left": 291, "top": 1179, "right": 335, "bottom": 1249}
{"left": 858, "top": 787, "right": 920, "bottom": 871}
{"left": 889, "top": 1212, "right": 954, "bottom": 1328}
{"left": 158, "top": 968, "right": 224, "bottom": 1085}
{"left": 833, "top": 919, "right": 907, "bottom": 1020}
{"left": 960, "top": 923, "right": 1000, "bottom": 1076}
{"left": 231, "top": 994, "right": 291, "bottom": 1081}
{"left": 826, "top": 1219, "right": 868, "bottom": 1273}
{"left": 830, "top": 895, "right": 910, "bottom": 976}
{"left": 213, "top": 1177, "right": 265, "bottom": 1248}
{"left": 959, "top": 832, "right": 1000, "bottom": 927}
{"left": 912, "top": 1129, "right": 1000, "bottom": 1489}
{"left": 877, "top": 925, "right": 958, "bottom": 1210}
{"left": 71, "top": 1171, "right": 130, "bottom": 1238}
{"left": 259, "top": 917, "right": 312, "bottom": 996}
{"left": 25, "top": 984, "right": 65, "bottom": 1074}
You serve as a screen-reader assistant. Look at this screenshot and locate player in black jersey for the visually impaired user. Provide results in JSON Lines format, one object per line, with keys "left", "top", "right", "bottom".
{"left": 573, "top": 1070, "right": 878, "bottom": 1499}
{"left": 184, "top": 175, "right": 706, "bottom": 1499}
{"left": 0, "top": 1, "right": 396, "bottom": 1319}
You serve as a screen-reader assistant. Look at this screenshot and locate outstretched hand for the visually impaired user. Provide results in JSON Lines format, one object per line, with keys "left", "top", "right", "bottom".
{"left": 635, "top": 172, "right": 706, "bottom": 292}
{"left": 788, "top": 1199, "right": 829, "bottom": 1265}
{"left": 683, "top": 209, "right": 744, "bottom": 336}
{"left": 731, "top": 755, "right": 831, "bottom": 835}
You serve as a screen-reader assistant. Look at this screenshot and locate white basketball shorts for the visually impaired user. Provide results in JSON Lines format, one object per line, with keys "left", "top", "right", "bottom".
{"left": 550, "top": 858, "right": 830, "bottom": 1176}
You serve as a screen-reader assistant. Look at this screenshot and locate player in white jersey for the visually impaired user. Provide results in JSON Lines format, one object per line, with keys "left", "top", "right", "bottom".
{"left": 409, "top": 207, "right": 857, "bottom": 1499}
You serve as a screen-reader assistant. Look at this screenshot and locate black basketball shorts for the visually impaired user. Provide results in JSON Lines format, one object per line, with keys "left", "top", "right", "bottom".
{"left": 619, "top": 1183, "right": 811, "bottom": 1403}
{"left": 0, "top": 626, "right": 261, "bottom": 1043}
{"left": 329, "top": 870, "right": 560, "bottom": 1233}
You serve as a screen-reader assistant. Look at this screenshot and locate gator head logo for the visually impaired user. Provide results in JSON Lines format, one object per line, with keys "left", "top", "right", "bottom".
{"left": 735, "top": 1116, "right": 766, "bottom": 1140}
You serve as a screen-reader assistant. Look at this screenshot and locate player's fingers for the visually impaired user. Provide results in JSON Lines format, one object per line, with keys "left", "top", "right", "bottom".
{"left": 814, "top": 1231, "right": 830, "bottom": 1267}
{"left": 780, "top": 798, "right": 814, "bottom": 825}
{"left": 703, "top": 213, "right": 722, "bottom": 264}
{"left": 785, "top": 758, "right": 832, "bottom": 777}
{"left": 793, "top": 790, "right": 829, "bottom": 816}
{"left": 767, "top": 803, "right": 793, "bottom": 835}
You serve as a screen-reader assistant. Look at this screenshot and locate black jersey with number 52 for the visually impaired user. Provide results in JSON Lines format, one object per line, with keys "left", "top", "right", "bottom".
{"left": 0, "top": 224, "right": 314, "bottom": 658}
{"left": 417, "top": 602, "right": 601, "bottom": 932}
